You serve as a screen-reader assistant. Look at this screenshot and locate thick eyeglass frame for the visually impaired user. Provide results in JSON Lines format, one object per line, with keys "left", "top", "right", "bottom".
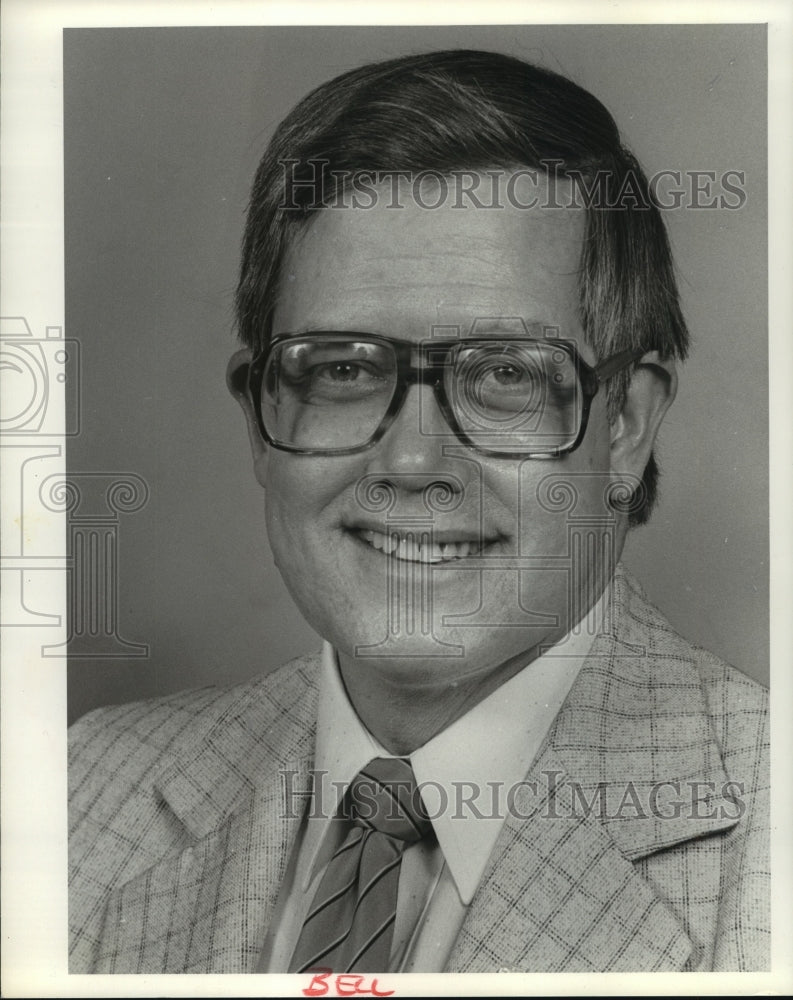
{"left": 246, "top": 332, "right": 645, "bottom": 459}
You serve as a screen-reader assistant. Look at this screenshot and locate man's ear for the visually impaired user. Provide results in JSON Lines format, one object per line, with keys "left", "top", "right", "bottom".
{"left": 226, "top": 348, "right": 269, "bottom": 487}
{"left": 609, "top": 350, "right": 678, "bottom": 484}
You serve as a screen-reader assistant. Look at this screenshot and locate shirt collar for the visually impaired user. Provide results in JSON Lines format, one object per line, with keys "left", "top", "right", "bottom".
{"left": 304, "top": 584, "right": 610, "bottom": 902}
{"left": 299, "top": 644, "right": 387, "bottom": 890}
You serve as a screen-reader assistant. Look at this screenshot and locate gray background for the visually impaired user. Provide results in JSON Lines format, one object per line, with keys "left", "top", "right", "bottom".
{"left": 65, "top": 24, "right": 768, "bottom": 724}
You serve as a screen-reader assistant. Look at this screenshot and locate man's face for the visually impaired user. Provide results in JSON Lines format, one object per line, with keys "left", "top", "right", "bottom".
{"left": 261, "top": 178, "right": 617, "bottom": 689}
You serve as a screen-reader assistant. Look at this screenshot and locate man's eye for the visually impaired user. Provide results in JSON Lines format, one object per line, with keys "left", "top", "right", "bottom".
{"left": 289, "top": 358, "right": 392, "bottom": 402}
{"left": 490, "top": 364, "right": 530, "bottom": 386}
{"left": 307, "top": 360, "right": 385, "bottom": 387}
{"left": 316, "top": 362, "right": 364, "bottom": 382}
{"left": 477, "top": 362, "right": 537, "bottom": 390}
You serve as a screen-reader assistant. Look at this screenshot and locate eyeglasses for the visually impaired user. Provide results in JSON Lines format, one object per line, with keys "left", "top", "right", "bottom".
{"left": 247, "top": 332, "right": 643, "bottom": 458}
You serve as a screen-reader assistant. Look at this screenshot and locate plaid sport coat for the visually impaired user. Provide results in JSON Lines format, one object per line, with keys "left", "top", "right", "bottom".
{"left": 68, "top": 566, "right": 769, "bottom": 973}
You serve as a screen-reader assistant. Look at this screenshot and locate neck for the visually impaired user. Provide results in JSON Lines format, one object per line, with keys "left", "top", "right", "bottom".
{"left": 335, "top": 557, "right": 623, "bottom": 754}
{"left": 336, "top": 640, "right": 553, "bottom": 756}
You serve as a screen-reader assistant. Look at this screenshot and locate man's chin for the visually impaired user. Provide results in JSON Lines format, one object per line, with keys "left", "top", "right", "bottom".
{"left": 330, "top": 614, "right": 556, "bottom": 677}
{"left": 343, "top": 628, "right": 470, "bottom": 666}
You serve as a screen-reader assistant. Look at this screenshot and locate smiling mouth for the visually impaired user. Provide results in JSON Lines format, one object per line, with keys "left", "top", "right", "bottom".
{"left": 353, "top": 528, "right": 495, "bottom": 563}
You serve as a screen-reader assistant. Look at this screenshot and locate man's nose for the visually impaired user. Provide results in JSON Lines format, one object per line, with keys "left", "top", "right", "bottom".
{"left": 366, "top": 383, "right": 470, "bottom": 488}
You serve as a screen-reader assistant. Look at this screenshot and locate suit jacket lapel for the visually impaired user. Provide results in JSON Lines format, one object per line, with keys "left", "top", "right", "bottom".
{"left": 447, "top": 566, "right": 740, "bottom": 973}
{"left": 448, "top": 743, "right": 694, "bottom": 973}
{"left": 95, "top": 654, "right": 321, "bottom": 973}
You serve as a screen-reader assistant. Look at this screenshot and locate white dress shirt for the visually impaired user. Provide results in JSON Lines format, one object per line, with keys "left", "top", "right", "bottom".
{"left": 260, "top": 587, "right": 609, "bottom": 972}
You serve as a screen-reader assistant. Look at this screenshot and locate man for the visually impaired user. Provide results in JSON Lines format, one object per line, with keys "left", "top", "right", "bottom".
{"left": 68, "top": 49, "right": 769, "bottom": 974}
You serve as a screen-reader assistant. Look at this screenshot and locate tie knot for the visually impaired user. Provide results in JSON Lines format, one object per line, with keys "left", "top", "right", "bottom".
{"left": 347, "top": 757, "right": 432, "bottom": 843}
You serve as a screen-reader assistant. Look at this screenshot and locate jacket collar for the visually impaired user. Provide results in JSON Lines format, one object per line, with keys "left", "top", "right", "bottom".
{"left": 544, "top": 565, "right": 738, "bottom": 859}
{"left": 153, "top": 652, "right": 321, "bottom": 841}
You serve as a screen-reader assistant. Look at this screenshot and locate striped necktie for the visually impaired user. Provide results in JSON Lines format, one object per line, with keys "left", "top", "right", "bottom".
{"left": 288, "top": 756, "right": 432, "bottom": 974}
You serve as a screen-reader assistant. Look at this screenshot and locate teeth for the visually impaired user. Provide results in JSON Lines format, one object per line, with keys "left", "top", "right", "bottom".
{"left": 357, "top": 529, "right": 484, "bottom": 562}
{"left": 395, "top": 537, "right": 414, "bottom": 561}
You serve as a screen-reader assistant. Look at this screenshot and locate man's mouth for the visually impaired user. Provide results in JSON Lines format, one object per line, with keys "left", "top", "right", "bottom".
{"left": 353, "top": 528, "right": 493, "bottom": 563}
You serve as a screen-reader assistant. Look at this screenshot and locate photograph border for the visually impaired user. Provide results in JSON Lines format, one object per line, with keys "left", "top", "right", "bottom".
{"left": 1, "top": 1, "right": 791, "bottom": 996}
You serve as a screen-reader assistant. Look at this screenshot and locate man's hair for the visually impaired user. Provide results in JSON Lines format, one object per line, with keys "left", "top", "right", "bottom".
{"left": 235, "top": 48, "right": 689, "bottom": 525}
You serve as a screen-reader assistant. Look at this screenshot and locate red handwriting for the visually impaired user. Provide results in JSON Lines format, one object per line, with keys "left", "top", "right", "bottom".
{"left": 301, "top": 968, "right": 395, "bottom": 997}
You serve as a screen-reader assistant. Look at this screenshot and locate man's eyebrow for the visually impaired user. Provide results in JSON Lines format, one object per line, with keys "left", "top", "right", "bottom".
{"left": 466, "top": 318, "right": 556, "bottom": 338}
